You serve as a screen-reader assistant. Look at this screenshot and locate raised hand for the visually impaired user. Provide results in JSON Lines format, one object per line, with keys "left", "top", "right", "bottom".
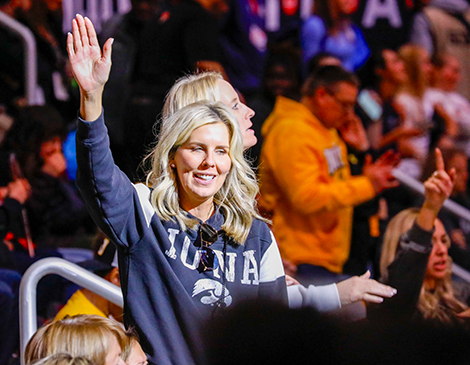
{"left": 417, "top": 148, "right": 454, "bottom": 230}
{"left": 339, "top": 115, "right": 370, "bottom": 152}
{"left": 423, "top": 148, "right": 454, "bottom": 212}
{"left": 66, "top": 14, "right": 113, "bottom": 94}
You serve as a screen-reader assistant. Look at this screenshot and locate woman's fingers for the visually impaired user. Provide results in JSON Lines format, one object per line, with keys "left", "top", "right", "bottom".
{"left": 71, "top": 18, "right": 81, "bottom": 53}
{"left": 435, "top": 147, "right": 445, "bottom": 171}
{"left": 66, "top": 31, "right": 74, "bottom": 58}
{"left": 365, "top": 280, "right": 397, "bottom": 299}
{"left": 76, "top": 14, "right": 90, "bottom": 49}
{"left": 425, "top": 180, "right": 444, "bottom": 195}
{"left": 102, "top": 38, "right": 114, "bottom": 63}
{"left": 337, "top": 275, "right": 397, "bottom": 306}
{"left": 84, "top": 16, "right": 99, "bottom": 48}
{"left": 429, "top": 171, "right": 453, "bottom": 195}
{"left": 362, "top": 293, "right": 385, "bottom": 304}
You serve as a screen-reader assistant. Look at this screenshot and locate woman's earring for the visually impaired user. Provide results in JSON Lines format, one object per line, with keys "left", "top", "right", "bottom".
{"left": 170, "top": 163, "right": 176, "bottom": 168}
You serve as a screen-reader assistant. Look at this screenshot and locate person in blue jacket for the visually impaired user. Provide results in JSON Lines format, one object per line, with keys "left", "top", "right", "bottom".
{"left": 67, "top": 14, "right": 287, "bottom": 365}
{"left": 301, "top": 0, "right": 369, "bottom": 73}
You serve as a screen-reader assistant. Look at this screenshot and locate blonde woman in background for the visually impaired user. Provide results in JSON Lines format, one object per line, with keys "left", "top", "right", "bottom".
{"left": 395, "top": 45, "right": 457, "bottom": 179}
{"left": 369, "top": 148, "right": 470, "bottom": 327}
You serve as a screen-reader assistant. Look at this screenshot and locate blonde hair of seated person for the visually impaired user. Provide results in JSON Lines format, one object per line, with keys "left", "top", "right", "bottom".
{"left": 30, "top": 353, "right": 96, "bottom": 365}
{"left": 25, "top": 315, "right": 129, "bottom": 365}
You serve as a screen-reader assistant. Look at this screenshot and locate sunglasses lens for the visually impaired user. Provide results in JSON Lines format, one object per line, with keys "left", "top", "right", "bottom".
{"left": 197, "top": 247, "right": 219, "bottom": 273}
{"left": 201, "top": 223, "right": 218, "bottom": 243}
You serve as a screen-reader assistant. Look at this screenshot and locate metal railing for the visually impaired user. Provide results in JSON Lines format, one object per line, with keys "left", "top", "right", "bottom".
{"left": 19, "top": 258, "right": 123, "bottom": 365}
{"left": 0, "top": 11, "right": 39, "bottom": 105}
{"left": 393, "top": 169, "right": 470, "bottom": 222}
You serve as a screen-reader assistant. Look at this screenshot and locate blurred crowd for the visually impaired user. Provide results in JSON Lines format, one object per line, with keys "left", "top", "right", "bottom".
{"left": 3, "top": 0, "right": 470, "bottom": 363}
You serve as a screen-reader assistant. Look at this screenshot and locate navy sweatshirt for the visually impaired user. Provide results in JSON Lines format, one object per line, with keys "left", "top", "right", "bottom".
{"left": 76, "top": 113, "right": 287, "bottom": 365}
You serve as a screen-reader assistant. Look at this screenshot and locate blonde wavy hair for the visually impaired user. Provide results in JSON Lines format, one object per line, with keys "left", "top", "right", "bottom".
{"left": 147, "top": 101, "right": 265, "bottom": 244}
{"left": 25, "top": 315, "right": 129, "bottom": 365}
{"left": 163, "top": 72, "right": 223, "bottom": 119}
{"left": 381, "top": 208, "right": 467, "bottom": 323}
{"left": 30, "top": 353, "right": 95, "bottom": 365}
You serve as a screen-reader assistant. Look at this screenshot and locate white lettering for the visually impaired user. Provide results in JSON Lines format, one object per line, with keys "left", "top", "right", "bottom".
{"left": 362, "top": 0, "right": 402, "bottom": 28}
{"left": 241, "top": 250, "right": 259, "bottom": 285}
{"left": 165, "top": 229, "right": 179, "bottom": 259}
{"left": 180, "top": 236, "right": 200, "bottom": 270}
{"left": 213, "top": 251, "right": 237, "bottom": 282}
{"left": 324, "top": 145, "right": 344, "bottom": 175}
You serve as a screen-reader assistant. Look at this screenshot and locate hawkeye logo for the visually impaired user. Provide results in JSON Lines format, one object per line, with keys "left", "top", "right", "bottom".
{"left": 192, "top": 279, "right": 232, "bottom": 307}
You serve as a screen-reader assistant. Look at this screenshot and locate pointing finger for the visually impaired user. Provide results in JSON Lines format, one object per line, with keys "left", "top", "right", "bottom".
{"left": 435, "top": 148, "right": 445, "bottom": 172}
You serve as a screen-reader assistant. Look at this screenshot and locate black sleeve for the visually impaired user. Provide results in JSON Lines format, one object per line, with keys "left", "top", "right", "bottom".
{"left": 367, "top": 221, "right": 434, "bottom": 323}
{"left": 0, "top": 198, "right": 23, "bottom": 240}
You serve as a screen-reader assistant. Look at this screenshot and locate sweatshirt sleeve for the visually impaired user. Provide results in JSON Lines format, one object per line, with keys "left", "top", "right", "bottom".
{"left": 258, "top": 230, "right": 288, "bottom": 305}
{"left": 75, "top": 111, "right": 153, "bottom": 249}
{"left": 288, "top": 283, "right": 341, "bottom": 312}
{"left": 367, "top": 221, "right": 434, "bottom": 322}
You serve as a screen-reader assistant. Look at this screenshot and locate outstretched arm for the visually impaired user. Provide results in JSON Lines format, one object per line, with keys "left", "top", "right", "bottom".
{"left": 287, "top": 271, "right": 397, "bottom": 311}
{"left": 66, "top": 14, "right": 113, "bottom": 121}
{"left": 336, "top": 271, "right": 397, "bottom": 306}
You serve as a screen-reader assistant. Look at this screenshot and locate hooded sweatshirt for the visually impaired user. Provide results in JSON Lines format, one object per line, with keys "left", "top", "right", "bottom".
{"left": 259, "top": 96, "right": 375, "bottom": 274}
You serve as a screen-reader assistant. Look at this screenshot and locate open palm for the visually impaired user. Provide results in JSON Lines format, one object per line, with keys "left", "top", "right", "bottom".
{"left": 66, "top": 14, "right": 112, "bottom": 93}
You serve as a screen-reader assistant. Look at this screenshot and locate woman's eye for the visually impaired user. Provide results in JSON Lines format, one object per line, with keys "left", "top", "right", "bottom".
{"left": 216, "top": 149, "right": 227, "bottom": 155}
{"left": 443, "top": 235, "right": 451, "bottom": 246}
{"left": 232, "top": 103, "right": 239, "bottom": 110}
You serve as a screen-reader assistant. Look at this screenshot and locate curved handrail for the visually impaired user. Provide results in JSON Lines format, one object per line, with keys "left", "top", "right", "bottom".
{"left": 19, "top": 258, "right": 123, "bottom": 365}
{"left": 0, "top": 10, "right": 38, "bottom": 105}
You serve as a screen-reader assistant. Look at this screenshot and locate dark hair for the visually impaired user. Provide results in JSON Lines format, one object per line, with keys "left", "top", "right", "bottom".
{"left": 262, "top": 44, "right": 302, "bottom": 99}
{"left": 4, "top": 105, "right": 66, "bottom": 179}
{"left": 307, "top": 52, "right": 341, "bottom": 76}
{"left": 302, "top": 65, "right": 359, "bottom": 97}
{"left": 356, "top": 48, "right": 390, "bottom": 90}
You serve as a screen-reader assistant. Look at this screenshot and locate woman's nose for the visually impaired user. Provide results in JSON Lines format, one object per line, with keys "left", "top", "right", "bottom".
{"left": 436, "top": 241, "right": 448, "bottom": 255}
{"left": 245, "top": 104, "right": 255, "bottom": 119}
{"left": 202, "top": 152, "right": 215, "bottom": 167}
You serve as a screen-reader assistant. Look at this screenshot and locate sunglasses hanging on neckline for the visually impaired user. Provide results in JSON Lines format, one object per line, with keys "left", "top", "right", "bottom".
{"left": 196, "top": 223, "right": 225, "bottom": 273}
